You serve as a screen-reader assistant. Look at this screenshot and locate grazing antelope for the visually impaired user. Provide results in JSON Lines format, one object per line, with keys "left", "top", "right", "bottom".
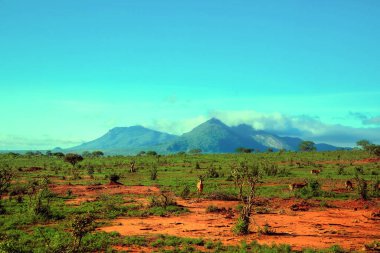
{"left": 345, "top": 180, "right": 354, "bottom": 190}
{"left": 311, "top": 169, "right": 321, "bottom": 175}
{"left": 289, "top": 182, "right": 307, "bottom": 191}
{"left": 197, "top": 177, "right": 204, "bottom": 195}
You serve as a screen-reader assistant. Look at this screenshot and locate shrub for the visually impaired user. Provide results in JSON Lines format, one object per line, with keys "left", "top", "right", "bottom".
{"left": 355, "top": 166, "right": 365, "bottom": 175}
{"left": 109, "top": 173, "right": 120, "bottom": 183}
{"left": 232, "top": 217, "right": 249, "bottom": 235}
{"left": 180, "top": 185, "right": 191, "bottom": 199}
{"left": 150, "top": 166, "right": 158, "bottom": 180}
{"left": 296, "top": 179, "right": 321, "bottom": 199}
{"left": 258, "top": 223, "right": 276, "bottom": 235}
{"left": 206, "top": 205, "right": 227, "bottom": 213}
{"left": 355, "top": 175, "right": 368, "bottom": 200}
{"left": 148, "top": 193, "right": 177, "bottom": 208}
{"left": 337, "top": 166, "right": 345, "bottom": 175}
{"left": 124, "top": 236, "right": 148, "bottom": 246}
{"left": 71, "top": 213, "right": 96, "bottom": 252}
{"left": 206, "top": 165, "right": 219, "bottom": 178}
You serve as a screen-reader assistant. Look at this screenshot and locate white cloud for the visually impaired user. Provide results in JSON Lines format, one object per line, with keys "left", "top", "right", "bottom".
{"left": 208, "top": 110, "right": 380, "bottom": 147}
{"left": 145, "top": 116, "right": 208, "bottom": 135}
{"left": 0, "top": 134, "right": 82, "bottom": 150}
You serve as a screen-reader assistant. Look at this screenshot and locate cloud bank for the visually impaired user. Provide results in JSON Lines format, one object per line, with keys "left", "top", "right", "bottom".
{"left": 209, "top": 110, "right": 380, "bottom": 147}
{"left": 146, "top": 110, "right": 380, "bottom": 148}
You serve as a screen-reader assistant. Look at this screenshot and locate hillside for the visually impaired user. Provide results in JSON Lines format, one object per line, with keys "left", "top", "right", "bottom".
{"left": 165, "top": 118, "right": 267, "bottom": 153}
{"left": 65, "top": 118, "right": 343, "bottom": 154}
{"left": 68, "top": 126, "right": 177, "bottom": 153}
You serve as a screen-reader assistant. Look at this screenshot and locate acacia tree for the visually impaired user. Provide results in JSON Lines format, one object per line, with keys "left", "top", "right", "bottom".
{"left": 299, "top": 141, "right": 316, "bottom": 152}
{"left": 356, "top": 139, "right": 380, "bottom": 157}
{"left": 71, "top": 213, "right": 95, "bottom": 252}
{"left": 64, "top": 153, "right": 84, "bottom": 176}
{"left": 64, "top": 153, "right": 84, "bottom": 167}
{"left": 91, "top": 151, "right": 104, "bottom": 158}
{"left": 231, "top": 161, "right": 262, "bottom": 235}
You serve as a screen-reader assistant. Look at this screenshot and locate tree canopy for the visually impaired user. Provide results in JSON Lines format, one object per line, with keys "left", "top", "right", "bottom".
{"left": 64, "top": 153, "right": 84, "bottom": 167}
{"left": 299, "top": 141, "right": 316, "bottom": 152}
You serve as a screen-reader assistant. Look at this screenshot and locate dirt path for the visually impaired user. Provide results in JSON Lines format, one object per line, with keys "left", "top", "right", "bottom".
{"left": 100, "top": 199, "right": 380, "bottom": 251}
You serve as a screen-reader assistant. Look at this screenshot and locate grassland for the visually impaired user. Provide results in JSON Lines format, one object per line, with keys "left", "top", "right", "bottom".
{"left": 0, "top": 150, "right": 379, "bottom": 252}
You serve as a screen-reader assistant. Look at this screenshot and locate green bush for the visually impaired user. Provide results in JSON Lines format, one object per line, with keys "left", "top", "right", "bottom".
{"left": 232, "top": 217, "right": 249, "bottom": 235}
{"left": 180, "top": 185, "right": 191, "bottom": 199}
{"left": 150, "top": 166, "right": 158, "bottom": 180}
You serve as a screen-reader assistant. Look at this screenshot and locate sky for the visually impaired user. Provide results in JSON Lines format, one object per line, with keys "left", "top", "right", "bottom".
{"left": 0, "top": 0, "right": 379, "bottom": 149}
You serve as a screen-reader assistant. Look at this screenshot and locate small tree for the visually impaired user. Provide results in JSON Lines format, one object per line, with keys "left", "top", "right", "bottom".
{"left": 71, "top": 213, "right": 95, "bottom": 252}
{"left": 231, "top": 161, "right": 262, "bottom": 235}
{"left": 299, "top": 141, "right": 316, "bottom": 152}
{"left": 92, "top": 151, "right": 104, "bottom": 158}
{"left": 356, "top": 139, "right": 380, "bottom": 157}
{"left": 146, "top": 151, "right": 158, "bottom": 156}
{"left": 150, "top": 164, "right": 158, "bottom": 180}
{"left": 26, "top": 178, "right": 53, "bottom": 218}
{"left": 355, "top": 174, "right": 368, "bottom": 200}
{"left": 64, "top": 153, "right": 84, "bottom": 167}
{"left": 53, "top": 152, "right": 65, "bottom": 158}
{"left": 189, "top": 149, "right": 202, "bottom": 154}
{"left": 81, "top": 151, "right": 91, "bottom": 158}
{"left": 236, "top": 147, "right": 253, "bottom": 153}
{"left": 356, "top": 139, "right": 371, "bottom": 150}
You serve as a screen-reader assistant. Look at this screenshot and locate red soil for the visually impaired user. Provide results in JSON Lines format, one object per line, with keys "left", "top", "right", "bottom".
{"left": 47, "top": 184, "right": 380, "bottom": 251}
{"left": 100, "top": 198, "right": 380, "bottom": 251}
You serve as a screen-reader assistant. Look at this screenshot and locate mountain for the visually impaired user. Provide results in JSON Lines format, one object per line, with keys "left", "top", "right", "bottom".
{"left": 230, "top": 124, "right": 298, "bottom": 150}
{"left": 67, "top": 126, "right": 177, "bottom": 153}
{"left": 65, "top": 118, "right": 343, "bottom": 154}
{"left": 165, "top": 118, "right": 267, "bottom": 153}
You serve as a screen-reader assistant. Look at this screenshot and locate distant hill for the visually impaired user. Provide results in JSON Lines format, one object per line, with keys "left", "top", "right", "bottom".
{"left": 165, "top": 118, "right": 267, "bottom": 153}
{"left": 65, "top": 118, "right": 344, "bottom": 154}
{"left": 67, "top": 126, "right": 177, "bottom": 153}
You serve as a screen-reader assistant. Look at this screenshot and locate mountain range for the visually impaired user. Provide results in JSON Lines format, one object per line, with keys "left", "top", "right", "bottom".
{"left": 66, "top": 118, "right": 342, "bottom": 155}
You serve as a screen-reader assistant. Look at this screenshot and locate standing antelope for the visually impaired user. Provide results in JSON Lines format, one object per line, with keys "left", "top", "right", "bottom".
{"left": 345, "top": 180, "right": 353, "bottom": 190}
{"left": 311, "top": 169, "right": 321, "bottom": 175}
{"left": 130, "top": 161, "right": 136, "bottom": 173}
{"left": 289, "top": 182, "right": 307, "bottom": 191}
{"left": 197, "top": 177, "right": 204, "bottom": 195}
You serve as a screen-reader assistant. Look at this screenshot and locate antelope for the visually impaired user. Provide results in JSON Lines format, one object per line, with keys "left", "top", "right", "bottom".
{"left": 311, "top": 169, "right": 321, "bottom": 175}
{"left": 289, "top": 182, "right": 307, "bottom": 191}
{"left": 345, "top": 180, "right": 353, "bottom": 190}
{"left": 197, "top": 177, "right": 204, "bottom": 195}
{"left": 130, "top": 161, "right": 136, "bottom": 173}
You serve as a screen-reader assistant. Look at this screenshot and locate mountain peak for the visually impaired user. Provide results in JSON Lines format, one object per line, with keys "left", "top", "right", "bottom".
{"left": 204, "top": 118, "right": 225, "bottom": 125}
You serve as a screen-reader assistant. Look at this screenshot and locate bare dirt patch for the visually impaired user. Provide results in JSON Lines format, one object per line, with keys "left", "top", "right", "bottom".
{"left": 100, "top": 198, "right": 380, "bottom": 251}
{"left": 49, "top": 184, "right": 160, "bottom": 205}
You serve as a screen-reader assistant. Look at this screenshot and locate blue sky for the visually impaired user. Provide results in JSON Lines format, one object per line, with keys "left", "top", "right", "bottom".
{"left": 0, "top": 0, "right": 379, "bottom": 149}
